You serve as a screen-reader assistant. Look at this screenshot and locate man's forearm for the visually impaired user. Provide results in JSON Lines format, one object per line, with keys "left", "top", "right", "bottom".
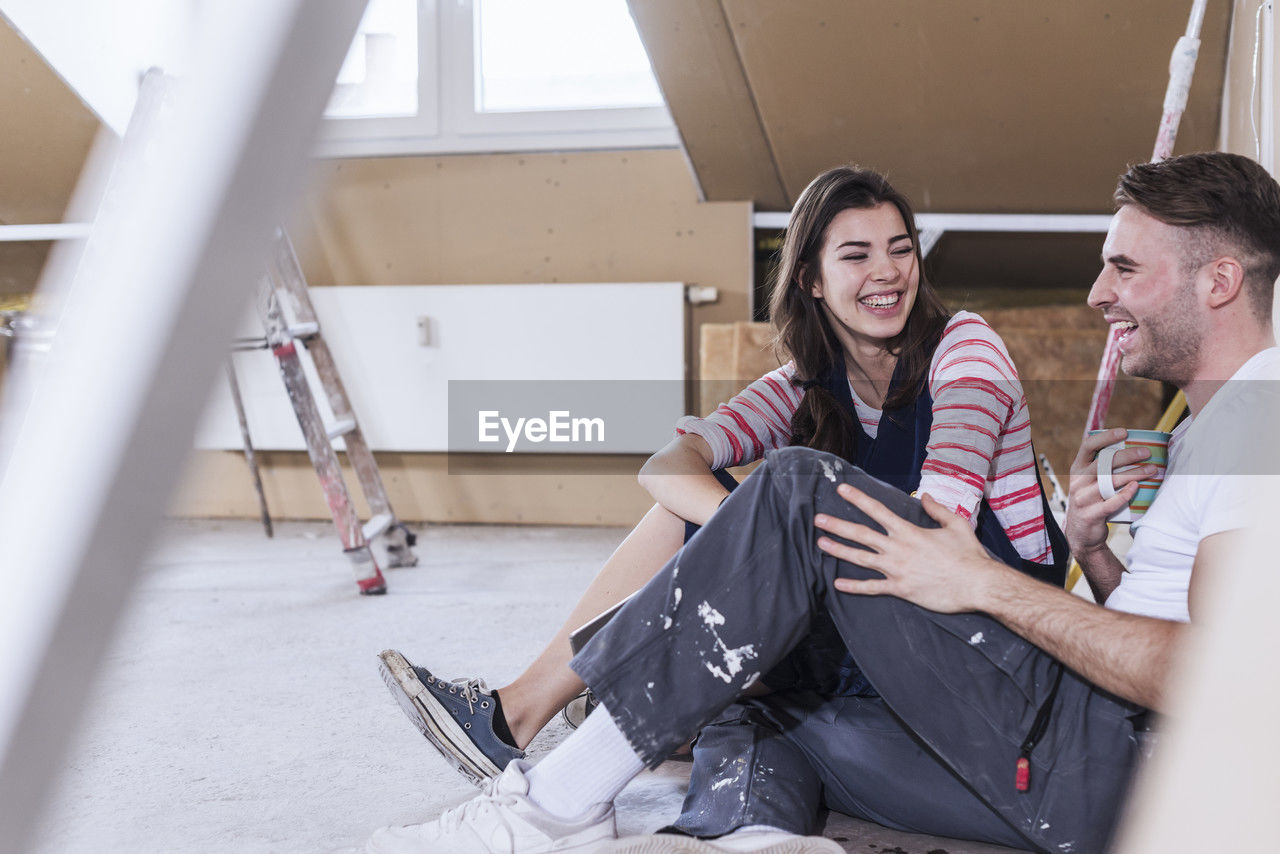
{"left": 1074, "top": 544, "right": 1126, "bottom": 603}
{"left": 978, "top": 565, "right": 1183, "bottom": 711}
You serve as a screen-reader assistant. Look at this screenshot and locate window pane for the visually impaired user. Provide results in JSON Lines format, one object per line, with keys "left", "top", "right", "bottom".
{"left": 326, "top": 0, "right": 418, "bottom": 119}
{"left": 477, "top": 0, "right": 664, "bottom": 113}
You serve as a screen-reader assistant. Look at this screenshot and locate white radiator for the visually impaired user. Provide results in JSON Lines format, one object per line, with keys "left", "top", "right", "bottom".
{"left": 195, "top": 283, "right": 687, "bottom": 454}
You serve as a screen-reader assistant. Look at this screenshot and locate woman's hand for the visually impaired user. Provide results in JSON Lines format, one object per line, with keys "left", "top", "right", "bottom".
{"left": 815, "top": 485, "right": 1006, "bottom": 614}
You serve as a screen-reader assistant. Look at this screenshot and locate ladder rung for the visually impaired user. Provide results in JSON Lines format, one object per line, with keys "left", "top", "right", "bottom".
{"left": 362, "top": 513, "right": 393, "bottom": 541}
{"left": 288, "top": 321, "right": 319, "bottom": 339}
{"left": 327, "top": 418, "right": 357, "bottom": 440}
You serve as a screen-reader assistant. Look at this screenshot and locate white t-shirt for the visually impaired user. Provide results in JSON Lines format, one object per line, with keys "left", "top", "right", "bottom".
{"left": 1106, "top": 348, "right": 1280, "bottom": 622}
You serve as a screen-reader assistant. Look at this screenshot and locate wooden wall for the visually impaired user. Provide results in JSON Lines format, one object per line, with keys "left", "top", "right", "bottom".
{"left": 697, "top": 307, "right": 1165, "bottom": 494}
{"left": 0, "top": 16, "right": 99, "bottom": 297}
{"left": 173, "top": 150, "right": 752, "bottom": 525}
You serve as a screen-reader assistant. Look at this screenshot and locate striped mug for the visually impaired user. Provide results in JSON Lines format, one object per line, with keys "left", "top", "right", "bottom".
{"left": 1092, "top": 429, "right": 1171, "bottom": 524}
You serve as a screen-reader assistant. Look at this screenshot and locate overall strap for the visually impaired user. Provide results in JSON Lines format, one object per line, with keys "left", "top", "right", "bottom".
{"left": 827, "top": 330, "right": 1067, "bottom": 584}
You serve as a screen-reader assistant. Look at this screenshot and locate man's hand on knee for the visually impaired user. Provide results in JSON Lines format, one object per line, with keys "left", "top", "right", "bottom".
{"left": 815, "top": 485, "right": 1006, "bottom": 614}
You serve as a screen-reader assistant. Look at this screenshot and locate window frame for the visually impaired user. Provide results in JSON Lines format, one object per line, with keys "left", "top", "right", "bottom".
{"left": 315, "top": 0, "right": 678, "bottom": 158}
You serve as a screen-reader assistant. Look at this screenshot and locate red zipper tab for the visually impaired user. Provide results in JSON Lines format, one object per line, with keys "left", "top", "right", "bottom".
{"left": 1015, "top": 757, "right": 1031, "bottom": 792}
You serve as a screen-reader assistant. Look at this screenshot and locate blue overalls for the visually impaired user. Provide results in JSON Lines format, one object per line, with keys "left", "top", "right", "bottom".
{"left": 820, "top": 347, "right": 1068, "bottom": 588}
{"left": 693, "top": 348, "right": 1068, "bottom": 697}
{"left": 577, "top": 441, "right": 1138, "bottom": 851}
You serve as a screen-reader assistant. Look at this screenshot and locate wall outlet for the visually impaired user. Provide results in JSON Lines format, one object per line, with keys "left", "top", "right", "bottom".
{"left": 686, "top": 285, "right": 719, "bottom": 305}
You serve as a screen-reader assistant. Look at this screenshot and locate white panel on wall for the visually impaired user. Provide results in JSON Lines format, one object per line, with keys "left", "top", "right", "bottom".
{"left": 195, "top": 282, "right": 686, "bottom": 453}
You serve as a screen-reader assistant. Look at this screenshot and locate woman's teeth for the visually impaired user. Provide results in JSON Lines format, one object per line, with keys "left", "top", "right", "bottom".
{"left": 860, "top": 293, "right": 900, "bottom": 308}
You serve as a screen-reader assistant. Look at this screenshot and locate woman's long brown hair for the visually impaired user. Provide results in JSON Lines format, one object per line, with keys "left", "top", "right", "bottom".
{"left": 768, "top": 165, "right": 950, "bottom": 462}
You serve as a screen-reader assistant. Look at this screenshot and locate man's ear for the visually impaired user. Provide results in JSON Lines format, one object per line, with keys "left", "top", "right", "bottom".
{"left": 1204, "top": 256, "right": 1246, "bottom": 309}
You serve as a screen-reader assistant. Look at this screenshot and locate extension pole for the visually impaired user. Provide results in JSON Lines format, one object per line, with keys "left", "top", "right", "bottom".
{"left": 0, "top": 3, "right": 367, "bottom": 850}
{"left": 1084, "top": 0, "right": 1210, "bottom": 434}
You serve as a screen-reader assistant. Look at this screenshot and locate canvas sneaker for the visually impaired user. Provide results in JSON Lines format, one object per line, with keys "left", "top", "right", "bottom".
{"left": 600, "top": 829, "right": 844, "bottom": 853}
{"left": 560, "top": 689, "right": 598, "bottom": 730}
{"left": 378, "top": 649, "right": 524, "bottom": 786}
{"left": 365, "top": 759, "right": 616, "bottom": 854}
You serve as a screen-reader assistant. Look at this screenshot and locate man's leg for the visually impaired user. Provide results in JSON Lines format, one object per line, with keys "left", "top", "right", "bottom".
{"left": 762, "top": 692, "right": 1032, "bottom": 849}
{"left": 667, "top": 702, "right": 824, "bottom": 838}
{"left": 571, "top": 447, "right": 1140, "bottom": 853}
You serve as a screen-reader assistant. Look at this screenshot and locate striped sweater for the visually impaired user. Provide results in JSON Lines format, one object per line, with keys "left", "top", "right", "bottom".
{"left": 676, "top": 311, "right": 1050, "bottom": 563}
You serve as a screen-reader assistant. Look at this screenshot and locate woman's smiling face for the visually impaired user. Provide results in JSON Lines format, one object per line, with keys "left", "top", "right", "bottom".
{"left": 809, "top": 202, "right": 920, "bottom": 351}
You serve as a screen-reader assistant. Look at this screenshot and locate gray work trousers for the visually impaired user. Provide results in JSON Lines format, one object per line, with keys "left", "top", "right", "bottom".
{"left": 571, "top": 447, "right": 1145, "bottom": 854}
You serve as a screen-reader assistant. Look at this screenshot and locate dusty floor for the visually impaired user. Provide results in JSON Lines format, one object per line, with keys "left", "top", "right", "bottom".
{"left": 29, "top": 519, "right": 1025, "bottom": 853}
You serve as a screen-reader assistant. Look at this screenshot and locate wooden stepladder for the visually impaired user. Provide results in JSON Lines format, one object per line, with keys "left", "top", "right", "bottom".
{"left": 231, "top": 229, "right": 418, "bottom": 594}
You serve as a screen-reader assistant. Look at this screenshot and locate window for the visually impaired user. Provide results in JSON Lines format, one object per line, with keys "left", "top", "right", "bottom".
{"left": 326, "top": 0, "right": 419, "bottom": 119}
{"left": 318, "top": 0, "right": 677, "bottom": 157}
{"left": 474, "top": 0, "right": 664, "bottom": 113}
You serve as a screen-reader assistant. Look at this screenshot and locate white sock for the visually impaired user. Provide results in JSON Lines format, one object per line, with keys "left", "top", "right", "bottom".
{"left": 729, "top": 825, "right": 792, "bottom": 836}
{"left": 524, "top": 701, "right": 644, "bottom": 820}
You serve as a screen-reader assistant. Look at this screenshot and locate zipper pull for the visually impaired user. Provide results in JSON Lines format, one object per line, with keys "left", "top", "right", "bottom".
{"left": 1015, "top": 665, "right": 1065, "bottom": 794}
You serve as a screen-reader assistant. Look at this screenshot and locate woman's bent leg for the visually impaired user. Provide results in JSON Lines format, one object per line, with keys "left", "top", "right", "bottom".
{"left": 499, "top": 501, "right": 687, "bottom": 748}
{"left": 571, "top": 447, "right": 1138, "bottom": 853}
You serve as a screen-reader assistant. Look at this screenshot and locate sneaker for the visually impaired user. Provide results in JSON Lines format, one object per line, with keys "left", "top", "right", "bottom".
{"left": 378, "top": 649, "right": 524, "bottom": 786}
{"left": 600, "top": 829, "right": 844, "bottom": 853}
{"left": 560, "top": 689, "right": 598, "bottom": 730}
{"left": 365, "top": 760, "right": 616, "bottom": 853}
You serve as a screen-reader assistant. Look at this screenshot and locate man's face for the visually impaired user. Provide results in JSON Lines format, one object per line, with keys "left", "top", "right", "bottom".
{"left": 1088, "top": 205, "right": 1205, "bottom": 385}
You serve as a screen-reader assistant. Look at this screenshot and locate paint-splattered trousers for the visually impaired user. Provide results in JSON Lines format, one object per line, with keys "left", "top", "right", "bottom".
{"left": 571, "top": 447, "right": 1148, "bottom": 854}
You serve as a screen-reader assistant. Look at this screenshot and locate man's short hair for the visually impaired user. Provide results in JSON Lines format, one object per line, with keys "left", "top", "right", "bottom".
{"left": 1115, "top": 152, "right": 1280, "bottom": 321}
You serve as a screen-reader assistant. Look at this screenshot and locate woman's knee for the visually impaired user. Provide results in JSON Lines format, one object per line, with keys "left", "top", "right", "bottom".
{"left": 761, "top": 447, "right": 925, "bottom": 526}
{"left": 762, "top": 447, "right": 883, "bottom": 497}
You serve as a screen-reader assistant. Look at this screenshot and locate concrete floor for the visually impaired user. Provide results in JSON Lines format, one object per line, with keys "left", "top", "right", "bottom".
{"left": 29, "top": 519, "right": 1026, "bottom": 854}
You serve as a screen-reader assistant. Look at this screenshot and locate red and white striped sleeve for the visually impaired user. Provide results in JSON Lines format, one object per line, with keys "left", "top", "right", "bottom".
{"left": 675, "top": 362, "right": 803, "bottom": 469}
{"left": 917, "top": 312, "right": 1050, "bottom": 563}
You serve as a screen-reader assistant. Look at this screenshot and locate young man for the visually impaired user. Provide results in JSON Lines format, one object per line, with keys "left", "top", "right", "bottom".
{"left": 366, "top": 151, "right": 1280, "bottom": 854}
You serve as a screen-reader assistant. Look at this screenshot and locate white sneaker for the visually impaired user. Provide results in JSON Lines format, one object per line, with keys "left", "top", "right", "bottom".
{"left": 366, "top": 760, "right": 616, "bottom": 853}
{"left": 601, "top": 828, "right": 844, "bottom": 853}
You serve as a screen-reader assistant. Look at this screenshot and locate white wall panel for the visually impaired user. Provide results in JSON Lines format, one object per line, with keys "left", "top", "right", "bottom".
{"left": 196, "top": 282, "right": 686, "bottom": 453}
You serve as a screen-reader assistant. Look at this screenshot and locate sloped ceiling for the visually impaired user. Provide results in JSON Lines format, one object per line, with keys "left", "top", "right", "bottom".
{"left": 0, "top": 14, "right": 99, "bottom": 226}
{"left": 630, "top": 0, "right": 1231, "bottom": 213}
{"left": 0, "top": 14, "right": 99, "bottom": 295}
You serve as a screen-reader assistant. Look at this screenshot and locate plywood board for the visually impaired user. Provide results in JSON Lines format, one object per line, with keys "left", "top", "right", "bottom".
{"left": 0, "top": 15, "right": 99, "bottom": 226}
{"left": 172, "top": 449, "right": 658, "bottom": 526}
{"left": 696, "top": 305, "right": 1164, "bottom": 492}
{"left": 0, "top": 15, "right": 100, "bottom": 294}
{"left": 0, "top": 241, "right": 51, "bottom": 298}
{"left": 176, "top": 150, "right": 751, "bottom": 524}
{"left": 299, "top": 149, "right": 752, "bottom": 383}
{"left": 300, "top": 150, "right": 749, "bottom": 289}
{"left": 639, "top": 0, "right": 1231, "bottom": 212}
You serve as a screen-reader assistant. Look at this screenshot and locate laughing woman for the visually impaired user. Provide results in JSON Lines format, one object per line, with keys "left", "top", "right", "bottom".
{"left": 376, "top": 165, "right": 1066, "bottom": 784}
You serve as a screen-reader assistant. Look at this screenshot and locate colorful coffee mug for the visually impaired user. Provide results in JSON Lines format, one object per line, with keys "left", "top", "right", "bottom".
{"left": 1091, "top": 429, "right": 1171, "bottom": 524}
